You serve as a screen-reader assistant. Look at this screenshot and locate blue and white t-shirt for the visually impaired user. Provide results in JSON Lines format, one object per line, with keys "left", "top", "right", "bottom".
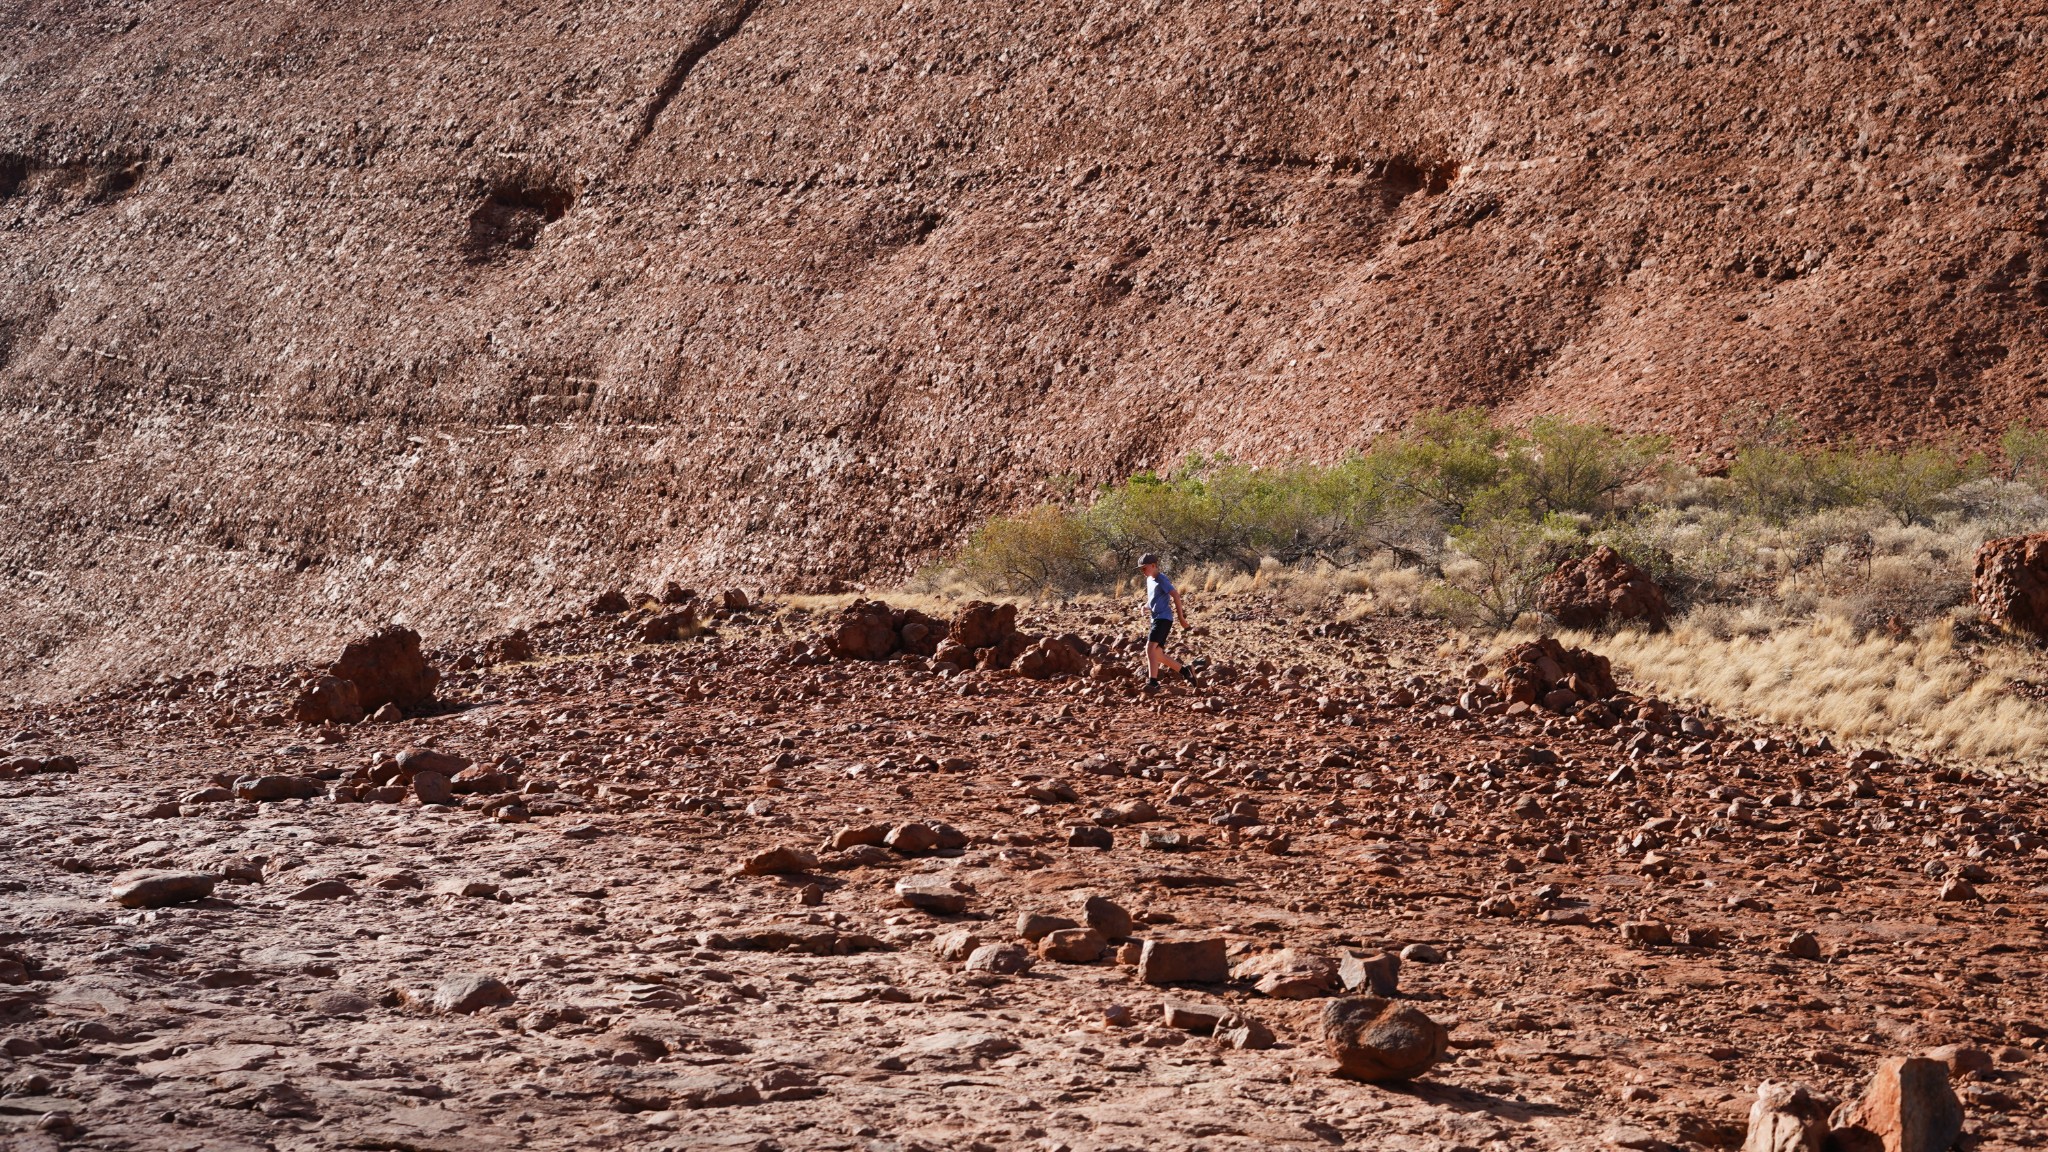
{"left": 1147, "top": 572, "right": 1175, "bottom": 620}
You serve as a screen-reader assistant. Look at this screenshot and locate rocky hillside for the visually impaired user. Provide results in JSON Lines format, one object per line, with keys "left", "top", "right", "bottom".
{"left": 2, "top": 0, "right": 2045, "bottom": 694}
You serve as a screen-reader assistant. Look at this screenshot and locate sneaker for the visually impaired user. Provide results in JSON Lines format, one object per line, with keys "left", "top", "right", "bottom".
{"left": 1145, "top": 677, "right": 1160, "bottom": 691}
{"left": 1179, "top": 666, "right": 1194, "bottom": 683}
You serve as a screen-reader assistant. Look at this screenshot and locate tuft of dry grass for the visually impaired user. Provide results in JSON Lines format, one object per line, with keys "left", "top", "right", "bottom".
{"left": 1568, "top": 613, "right": 2048, "bottom": 772}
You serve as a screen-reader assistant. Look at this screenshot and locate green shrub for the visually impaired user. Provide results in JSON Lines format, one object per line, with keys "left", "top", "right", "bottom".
{"left": 947, "top": 416, "right": 2047, "bottom": 640}
{"left": 1843, "top": 445, "right": 1987, "bottom": 526}
{"left": 1513, "top": 418, "right": 1669, "bottom": 515}
{"left": 2001, "top": 422, "right": 2048, "bottom": 486}
{"left": 958, "top": 503, "right": 1101, "bottom": 593}
{"left": 1726, "top": 444, "right": 1856, "bottom": 523}
{"left": 1370, "top": 408, "right": 1518, "bottom": 521}
{"left": 1434, "top": 497, "right": 1582, "bottom": 629}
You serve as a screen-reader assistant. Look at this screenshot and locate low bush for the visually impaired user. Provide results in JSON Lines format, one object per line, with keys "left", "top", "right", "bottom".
{"left": 948, "top": 411, "right": 2048, "bottom": 644}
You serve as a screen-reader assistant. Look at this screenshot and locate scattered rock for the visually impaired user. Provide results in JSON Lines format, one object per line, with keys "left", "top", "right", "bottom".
{"left": 1016, "top": 911, "right": 1079, "bottom": 942}
{"left": 1038, "top": 927, "right": 1107, "bottom": 963}
{"left": 1622, "top": 920, "right": 1673, "bottom": 947}
{"left": 1935, "top": 878, "right": 1978, "bottom": 902}
{"left": 304, "top": 990, "right": 376, "bottom": 1017}
{"left": 831, "top": 823, "right": 890, "bottom": 849}
{"left": 885, "top": 822, "right": 942, "bottom": 853}
{"left": 1320, "top": 996, "right": 1449, "bottom": 1081}
{"left": 1162, "top": 1000, "right": 1233, "bottom": 1032}
{"left": 1075, "top": 894, "right": 1133, "bottom": 940}
{"left": 1216, "top": 1014, "right": 1276, "bottom": 1051}
{"left": 291, "top": 675, "right": 364, "bottom": 725}
{"left": 894, "top": 875, "right": 971, "bottom": 914}
{"left": 932, "top": 930, "right": 983, "bottom": 961}
{"left": 1235, "top": 948, "right": 1339, "bottom": 998}
{"left": 1741, "top": 1080, "right": 1832, "bottom": 1152}
{"left": 1066, "top": 824, "right": 1114, "bottom": 849}
{"left": 964, "top": 943, "right": 1032, "bottom": 975}
{"left": 1785, "top": 931, "right": 1822, "bottom": 960}
{"left": 738, "top": 846, "right": 817, "bottom": 876}
{"left": 450, "top": 764, "right": 511, "bottom": 794}
{"left": 110, "top": 870, "right": 217, "bottom": 908}
{"left": 432, "top": 974, "right": 515, "bottom": 1015}
{"left": 1137, "top": 937, "right": 1229, "bottom": 984}
{"left": 1339, "top": 950, "right": 1401, "bottom": 996}
{"left": 412, "top": 771, "right": 455, "bottom": 806}
{"left": 671, "top": 1075, "right": 763, "bottom": 1109}
{"left": 287, "top": 879, "right": 355, "bottom": 901}
{"left": 233, "top": 774, "right": 324, "bottom": 802}
{"left": 1923, "top": 1044, "right": 1992, "bottom": 1080}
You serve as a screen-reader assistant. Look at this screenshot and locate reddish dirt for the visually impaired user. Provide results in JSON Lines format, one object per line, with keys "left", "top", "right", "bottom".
{"left": 5, "top": 1, "right": 2048, "bottom": 693}
{"left": 1, "top": 594, "right": 2042, "bottom": 1150}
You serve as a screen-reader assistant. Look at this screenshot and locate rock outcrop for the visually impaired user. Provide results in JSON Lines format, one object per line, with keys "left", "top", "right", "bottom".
{"left": 1973, "top": 535, "right": 2048, "bottom": 644}
{"left": 1539, "top": 546, "right": 1670, "bottom": 631}
{"left": 1493, "top": 637, "right": 1620, "bottom": 716}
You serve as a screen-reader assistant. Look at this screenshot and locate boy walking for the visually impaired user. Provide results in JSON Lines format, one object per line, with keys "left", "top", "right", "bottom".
{"left": 1138, "top": 554, "right": 1192, "bottom": 689}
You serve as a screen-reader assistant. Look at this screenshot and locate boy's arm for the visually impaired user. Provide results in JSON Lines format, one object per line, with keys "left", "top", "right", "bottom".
{"left": 1171, "top": 588, "right": 1187, "bottom": 624}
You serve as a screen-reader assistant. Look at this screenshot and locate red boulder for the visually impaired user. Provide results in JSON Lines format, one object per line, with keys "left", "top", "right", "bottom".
{"left": 830, "top": 600, "right": 902, "bottom": 660}
{"left": 291, "top": 675, "right": 364, "bottom": 725}
{"left": 949, "top": 601, "right": 1019, "bottom": 651}
{"left": 329, "top": 626, "right": 440, "bottom": 712}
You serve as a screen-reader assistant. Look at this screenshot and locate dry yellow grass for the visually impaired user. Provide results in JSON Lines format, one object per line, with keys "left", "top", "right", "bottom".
{"left": 1561, "top": 614, "right": 2048, "bottom": 772}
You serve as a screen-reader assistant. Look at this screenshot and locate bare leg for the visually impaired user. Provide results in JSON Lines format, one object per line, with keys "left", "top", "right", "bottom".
{"left": 1148, "top": 642, "right": 1183, "bottom": 677}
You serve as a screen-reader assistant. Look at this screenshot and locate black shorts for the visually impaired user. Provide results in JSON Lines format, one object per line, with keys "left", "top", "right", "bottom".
{"left": 1148, "top": 618, "right": 1173, "bottom": 647}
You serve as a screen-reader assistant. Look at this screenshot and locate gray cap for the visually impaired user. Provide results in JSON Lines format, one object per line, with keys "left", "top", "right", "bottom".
{"left": 1138, "top": 554, "right": 1160, "bottom": 567}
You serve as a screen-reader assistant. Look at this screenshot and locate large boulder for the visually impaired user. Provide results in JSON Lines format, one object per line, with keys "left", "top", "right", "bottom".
{"left": 829, "top": 599, "right": 990, "bottom": 662}
{"left": 329, "top": 626, "right": 440, "bottom": 712}
{"left": 1319, "top": 996, "right": 1448, "bottom": 1081}
{"left": 1539, "top": 546, "right": 1669, "bottom": 631}
{"left": 1973, "top": 534, "right": 2048, "bottom": 643}
{"left": 1828, "top": 1057, "right": 1963, "bottom": 1152}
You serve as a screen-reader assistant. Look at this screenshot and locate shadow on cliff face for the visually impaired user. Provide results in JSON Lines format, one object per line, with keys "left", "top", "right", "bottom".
{"left": 0, "top": 151, "right": 149, "bottom": 206}
{"left": 463, "top": 176, "right": 575, "bottom": 262}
